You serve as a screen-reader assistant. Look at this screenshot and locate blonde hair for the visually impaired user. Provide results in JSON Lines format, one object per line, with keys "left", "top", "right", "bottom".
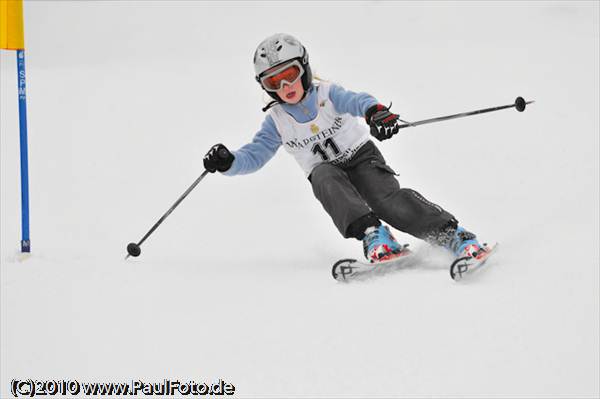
{"left": 312, "top": 73, "right": 328, "bottom": 83}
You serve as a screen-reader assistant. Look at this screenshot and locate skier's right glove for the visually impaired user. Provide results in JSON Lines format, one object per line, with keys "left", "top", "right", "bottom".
{"left": 365, "top": 103, "right": 400, "bottom": 141}
{"left": 203, "top": 143, "right": 234, "bottom": 173}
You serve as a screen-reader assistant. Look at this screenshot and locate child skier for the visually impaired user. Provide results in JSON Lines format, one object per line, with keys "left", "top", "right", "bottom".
{"left": 203, "top": 33, "right": 484, "bottom": 263}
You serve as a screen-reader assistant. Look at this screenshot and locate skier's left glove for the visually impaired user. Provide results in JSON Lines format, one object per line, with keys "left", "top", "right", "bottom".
{"left": 365, "top": 103, "right": 400, "bottom": 141}
{"left": 203, "top": 143, "right": 235, "bottom": 173}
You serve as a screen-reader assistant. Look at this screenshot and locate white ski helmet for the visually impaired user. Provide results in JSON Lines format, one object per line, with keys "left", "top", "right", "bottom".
{"left": 253, "top": 33, "right": 313, "bottom": 102}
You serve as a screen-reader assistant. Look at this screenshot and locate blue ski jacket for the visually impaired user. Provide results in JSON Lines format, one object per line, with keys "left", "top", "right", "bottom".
{"left": 223, "top": 83, "right": 378, "bottom": 176}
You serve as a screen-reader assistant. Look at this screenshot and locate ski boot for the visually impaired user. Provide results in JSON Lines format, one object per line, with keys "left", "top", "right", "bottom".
{"left": 362, "top": 225, "right": 408, "bottom": 263}
{"left": 429, "top": 221, "right": 496, "bottom": 279}
{"left": 446, "top": 226, "right": 498, "bottom": 280}
{"left": 445, "top": 226, "right": 487, "bottom": 260}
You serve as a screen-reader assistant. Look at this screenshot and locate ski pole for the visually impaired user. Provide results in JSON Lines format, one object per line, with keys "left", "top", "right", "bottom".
{"left": 125, "top": 148, "right": 229, "bottom": 259}
{"left": 396, "top": 96, "right": 534, "bottom": 130}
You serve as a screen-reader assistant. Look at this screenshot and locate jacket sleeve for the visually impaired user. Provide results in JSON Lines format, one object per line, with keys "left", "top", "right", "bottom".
{"left": 222, "top": 115, "right": 282, "bottom": 176}
{"left": 328, "top": 83, "right": 379, "bottom": 118}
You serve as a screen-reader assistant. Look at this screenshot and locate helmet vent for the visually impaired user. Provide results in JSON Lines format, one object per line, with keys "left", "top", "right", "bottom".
{"left": 276, "top": 45, "right": 282, "bottom": 51}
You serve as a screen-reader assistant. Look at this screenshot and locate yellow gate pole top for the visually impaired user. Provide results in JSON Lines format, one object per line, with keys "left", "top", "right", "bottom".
{"left": 0, "top": 0, "right": 25, "bottom": 50}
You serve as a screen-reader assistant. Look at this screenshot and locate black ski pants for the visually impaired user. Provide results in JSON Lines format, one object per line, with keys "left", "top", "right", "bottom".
{"left": 309, "top": 141, "right": 456, "bottom": 240}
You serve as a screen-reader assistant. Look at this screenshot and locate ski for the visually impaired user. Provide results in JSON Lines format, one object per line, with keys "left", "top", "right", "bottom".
{"left": 332, "top": 246, "right": 416, "bottom": 282}
{"left": 450, "top": 243, "right": 499, "bottom": 281}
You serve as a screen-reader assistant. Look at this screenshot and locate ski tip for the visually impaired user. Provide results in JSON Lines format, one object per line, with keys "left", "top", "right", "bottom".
{"left": 450, "top": 242, "right": 499, "bottom": 281}
{"left": 332, "top": 258, "right": 357, "bottom": 281}
{"left": 450, "top": 256, "right": 472, "bottom": 281}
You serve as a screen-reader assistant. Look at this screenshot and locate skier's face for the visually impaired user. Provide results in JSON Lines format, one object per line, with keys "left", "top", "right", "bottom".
{"left": 276, "top": 79, "right": 304, "bottom": 104}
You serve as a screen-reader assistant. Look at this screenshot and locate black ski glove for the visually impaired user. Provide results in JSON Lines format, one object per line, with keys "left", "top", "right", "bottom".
{"left": 365, "top": 103, "right": 400, "bottom": 141}
{"left": 203, "top": 143, "right": 234, "bottom": 173}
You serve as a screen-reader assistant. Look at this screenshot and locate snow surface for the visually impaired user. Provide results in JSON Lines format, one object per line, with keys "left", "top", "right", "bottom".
{"left": 1, "top": 1, "right": 598, "bottom": 397}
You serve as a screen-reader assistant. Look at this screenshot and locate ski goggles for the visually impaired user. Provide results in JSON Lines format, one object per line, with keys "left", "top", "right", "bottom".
{"left": 259, "top": 60, "right": 305, "bottom": 92}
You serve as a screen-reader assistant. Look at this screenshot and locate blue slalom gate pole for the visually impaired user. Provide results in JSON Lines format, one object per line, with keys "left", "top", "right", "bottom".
{"left": 17, "top": 49, "right": 30, "bottom": 253}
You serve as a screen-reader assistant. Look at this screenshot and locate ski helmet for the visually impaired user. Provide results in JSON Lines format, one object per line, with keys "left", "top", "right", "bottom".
{"left": 253, "top": 33, "right": 313, "bottom": 102}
